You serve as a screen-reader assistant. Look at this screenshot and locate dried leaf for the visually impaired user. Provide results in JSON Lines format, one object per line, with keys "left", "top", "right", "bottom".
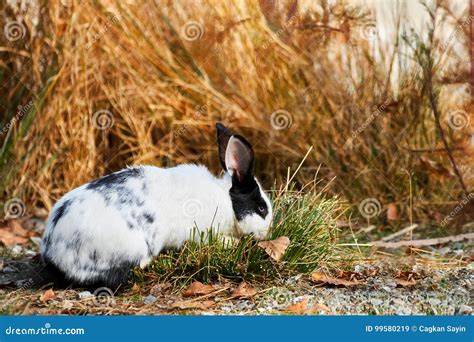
{"left": 0, "top": 230, "right": 28, "bottom": 247}
{"left": 171, "top": 300, "right": 215, "bottom": 310}
{"left": 0, "top": 220, "right": 37, "bottom": 247}
{"left": 40, "top": 289, "right": 55, "bottom": 302}
{"left": 183, "top": 281, "right": 217, "bottom": 297}
{"left": 387, "top": 203, "right": 398, "bottom": 221}
{"left": 395, "top": 279, "right": 417, "bottom": 287}
{"left": 311, "top": 272, "right": 360, "bottom": 287}
{"left": 231, "top": 282, "right": 257, "bottom": 298}
{"left": 285, "top": 298, "right": 308, "bottom": 314}
{"left": 131, "top": 283, "right": 140, "bottom": 292}
{"left": 258, "top": 236, "right": 290, "bottom": 261}
{"left": 419, "top": 156, "right": 453, "bottom": 177}
{"left": 310, "top": 303, "right": 330, "bottom": 313}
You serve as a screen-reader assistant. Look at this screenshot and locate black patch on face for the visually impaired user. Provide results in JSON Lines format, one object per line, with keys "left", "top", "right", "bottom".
{"left": 229, "top": 177, "right": 268, "bottom": 221}
{"left": 51, "top": 199, "right": 72, "bottom": 226}
{"left": 86, "top": 167, "right": 144, "bottom": 191}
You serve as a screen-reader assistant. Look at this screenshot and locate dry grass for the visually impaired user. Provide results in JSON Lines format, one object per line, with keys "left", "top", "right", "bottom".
{"left": 0, "top": 0, "right": 472, "bottom": 227}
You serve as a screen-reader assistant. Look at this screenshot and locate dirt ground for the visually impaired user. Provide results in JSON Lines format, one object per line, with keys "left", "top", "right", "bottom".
{"left": 1, "top": 241, "right": 472, "bottom": 316}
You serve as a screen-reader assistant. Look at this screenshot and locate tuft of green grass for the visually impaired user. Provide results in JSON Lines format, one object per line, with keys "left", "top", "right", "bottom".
{"left": 134, "top": 186, "right": 341, "bottom": 284}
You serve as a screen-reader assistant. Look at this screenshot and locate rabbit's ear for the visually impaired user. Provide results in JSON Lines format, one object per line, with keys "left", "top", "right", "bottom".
{"left": 216, "top": 123, "right": 233, "bottom": 171}
{"left": 225, "top": 135, "right": 254, "bottom": 183}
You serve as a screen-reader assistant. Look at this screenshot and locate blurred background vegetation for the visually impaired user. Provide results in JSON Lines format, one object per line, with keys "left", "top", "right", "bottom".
{"left": 0, "top": 0, "right": 472, "bottom": 232}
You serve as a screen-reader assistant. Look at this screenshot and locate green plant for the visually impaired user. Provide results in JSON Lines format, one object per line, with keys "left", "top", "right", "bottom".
{"left": 135, "top": 185, "right": 341, "bottom": 283}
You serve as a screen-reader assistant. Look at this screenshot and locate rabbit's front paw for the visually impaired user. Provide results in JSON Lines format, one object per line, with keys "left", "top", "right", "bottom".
{"left": 139, "top": 257, "right": 152, "bottom": 269}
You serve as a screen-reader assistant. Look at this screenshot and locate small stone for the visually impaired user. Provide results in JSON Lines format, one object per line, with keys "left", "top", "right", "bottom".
{"left": 370, "top": 298, "right": 383, "bottom": 306}
{"left": 63, "top": 300, "right": 74, "bottom": 309}
{"left": 395, "top": 308, "right": 412, "bottom": 315}
{"left": 11, "top": 245, "right": 22, "bottom": 255}
{"left": 3, "top": 266, "right": 15, "bottom": 274}
{"left": 428, "top": 298, "right": 441, "bottom": 306}
{"left": 77, "top": 291, "right": 93, "bottom": 299}
{"left": 25, "top": 249, "right": 37, "bottom": 256}
{"left": 221, "top": 306, "right": 232, "bottom": 313}
{"left": 354, "top": 265, "right": 365, "bottom": 273}
{"left": 285, "top": 274, "right": 302, "bottom": 285}
{"left": 236, "top": 301, "right": 254, "bottom": 310}
{"left": 458, "top": 305, "right": 472, "bottom": 314}
{"left": 143, "top": 295, "right": 156, "bottom": 305}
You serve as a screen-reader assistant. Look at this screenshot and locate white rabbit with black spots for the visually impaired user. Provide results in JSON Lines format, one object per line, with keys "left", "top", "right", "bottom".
{"left": 41, "top": 123, "right": 272, "bottom": 288}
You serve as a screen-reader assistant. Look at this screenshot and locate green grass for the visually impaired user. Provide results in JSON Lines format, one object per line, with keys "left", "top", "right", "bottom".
{"left": 133, "top": 187, "right": 341, "bottom": 284}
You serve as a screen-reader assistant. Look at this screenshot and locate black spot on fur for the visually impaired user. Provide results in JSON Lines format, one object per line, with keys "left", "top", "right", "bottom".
{"left": 51, "top": 199, "right": 72, "bottom": 226}
{"left": 86, "top": 167, "right": 144, "bottom": 191}
{"left": 89, "top": 250, "right": 99, "bottom": 263}
{"left": 142, "top": 212, "right": 154, "bottom": 224}
{"left": 66, "top": 231, "right": 83, "bottom": 251}
{"left": 146, "top": 240, "right": 154, "bottom": 256}
{"left": 229, "top": 177, "right": 268, "bottom": 221}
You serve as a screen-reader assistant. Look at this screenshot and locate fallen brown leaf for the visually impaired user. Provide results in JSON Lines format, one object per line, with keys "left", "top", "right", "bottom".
{"left": 311, "top": 272, "right": 360, "bottom": 287}
{"left": 131, "top": 283, "right": 140, "bottom": 292}
{"left": 40, "top": 289, "right": 55, "bottom": 302}
{"left": 171, "top": 300, "right": 215, "bottom": 310}
{"left": 183, "top": 281, "right": 217, "bottom": 297}
{"left": 231, "top": 282, "right": 257, "bottom": 298}
{"left": 387, "top": 203, "right": 398, "bottom": 221}
{"left": 394, "top": 271, "right": 418, "bottom": 287}
{"left": 0, "top": 220, "right": 34, "bottom": 247}
{"left": 310, "top": 303, "right": 330, "bottom": 313}
{"left": 285, "top": 298, "right": 308, "bottom": 314}
{"left": 258, "top": 236, "right": 290, "bottom": 261}
{"left": 395, "top": 279, "right": 417, "bottom": 287}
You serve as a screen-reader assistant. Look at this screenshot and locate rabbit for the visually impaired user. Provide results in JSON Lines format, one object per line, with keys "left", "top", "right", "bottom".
{"left": 40, "top": 123, "right": 273, "bottom": 288}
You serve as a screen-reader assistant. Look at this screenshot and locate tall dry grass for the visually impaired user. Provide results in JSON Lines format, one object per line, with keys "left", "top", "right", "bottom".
{"left": 0, "top": 0, "right": 472, "bottom": 225}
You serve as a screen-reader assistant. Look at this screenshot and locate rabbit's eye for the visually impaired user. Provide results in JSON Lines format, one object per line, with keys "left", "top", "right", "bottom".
{"left": 257, "top": 205, "right": 267, "bottom": 216}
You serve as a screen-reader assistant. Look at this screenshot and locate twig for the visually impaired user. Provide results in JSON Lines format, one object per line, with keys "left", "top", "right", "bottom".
{"left": 184, "top": 287, "right": 230, "bottom": 303}
{"left": 381, "top": 224, "right": 418, "bottom": 242}
{"left": 372, "top": 232, "right": 474, "bottom": 249}
{"left": 425, "top": 55, "right": 468, "bottom": 194}
{"left": 400, "top": 145, "right": 465, "bottom": 153}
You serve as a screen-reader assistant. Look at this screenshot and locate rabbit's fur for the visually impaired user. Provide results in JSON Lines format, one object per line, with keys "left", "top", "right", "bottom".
{"left": 41, "top": 123, "right": 272, "bottom": 288}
